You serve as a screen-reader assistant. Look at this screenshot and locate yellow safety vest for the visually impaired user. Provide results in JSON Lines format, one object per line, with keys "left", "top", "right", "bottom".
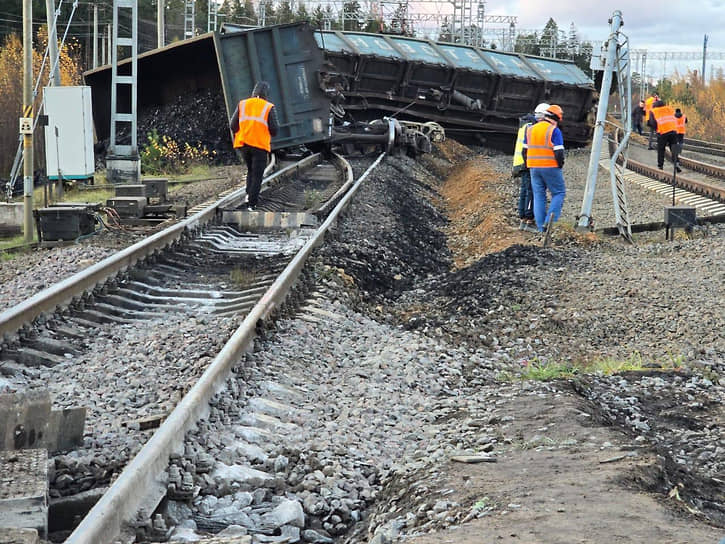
{"left": 512, "top": 124, "right": 530, "bottom": 171}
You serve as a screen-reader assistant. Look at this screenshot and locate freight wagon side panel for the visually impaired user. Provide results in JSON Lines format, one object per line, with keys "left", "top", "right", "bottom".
{"left": 216, "top": 23, "right": 331, "bottom": 150}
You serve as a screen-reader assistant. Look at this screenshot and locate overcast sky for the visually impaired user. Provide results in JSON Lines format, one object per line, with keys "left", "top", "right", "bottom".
{"left": 482, "top": 1, "right": 725, "bottom": 79}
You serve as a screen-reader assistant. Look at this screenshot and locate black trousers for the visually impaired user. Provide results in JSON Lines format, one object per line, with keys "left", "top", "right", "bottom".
{"left": 657, "top": 131, "right": 679, "bottom": 169}
{"left": 241, "top": 146, "right": 268, "bottom": 207}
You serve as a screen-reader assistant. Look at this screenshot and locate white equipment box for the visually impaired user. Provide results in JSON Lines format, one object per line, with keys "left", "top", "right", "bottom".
{"left": 43, "top": 86, "right": 95, "bottom": 181}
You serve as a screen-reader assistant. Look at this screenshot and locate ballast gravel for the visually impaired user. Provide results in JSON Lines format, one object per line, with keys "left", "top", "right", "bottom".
{"left": 0, "top": 141, "right": 723, "bottom": 542}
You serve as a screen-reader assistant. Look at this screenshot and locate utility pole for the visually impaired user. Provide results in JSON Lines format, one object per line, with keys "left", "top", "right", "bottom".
{"left": 93, "top": 3, "right": 99, "bottom": 68}
{"left": 45, "top": 0, "right": 61, "bottom": 85}
{"left": 157, "top": 0, "right": 165, "bottom": 47}
{"left": 702, "top": 34, "right": 708, "bottom": 84}
{"left": 22, "top": 0, "right": 34, "bottom": 242}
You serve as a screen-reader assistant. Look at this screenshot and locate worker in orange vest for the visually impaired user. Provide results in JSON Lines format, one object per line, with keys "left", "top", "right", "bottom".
{"left": 644, "top": 93, "right": 659, "bottom": 150}
{"left": 674, "top": 108, "right": 687, "bottom": 146}
{"left": 229, "top": 81, "right": 279, "bottom": 210}
{"left": 522, "top": 104, "right": 566, "bottom": 232}
{"left": 649, "top": 99, "right": 681, "bottom": 172}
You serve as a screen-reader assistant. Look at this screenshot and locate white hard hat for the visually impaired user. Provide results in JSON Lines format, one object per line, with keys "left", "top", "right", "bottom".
{"left": 534, "top": 102, "right": 551, "bottom": 120}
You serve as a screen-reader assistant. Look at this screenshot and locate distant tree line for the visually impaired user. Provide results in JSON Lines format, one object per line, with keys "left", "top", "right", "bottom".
{"left": 513, "top": 18, "right": 594, "bottom": 74}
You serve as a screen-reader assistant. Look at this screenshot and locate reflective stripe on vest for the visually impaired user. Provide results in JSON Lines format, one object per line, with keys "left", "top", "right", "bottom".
{"left": 652, "top": 105, "right": 677, "bottom": 135}
{"left": 525, "top": 121, "right": 558, "bottom": 168}
{"left": 512, "top": 124, "right": 529, "bottom": 168}
{"left": 675, "top": 115, "right": 687, "bottom": 134}
{"left": 233, "top": 97, "right": 273, "bottom": 151}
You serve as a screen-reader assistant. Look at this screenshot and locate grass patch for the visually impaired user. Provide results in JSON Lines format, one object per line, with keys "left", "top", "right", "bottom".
{"left": 581, "top": 351, "right": 647, "bottom": 375}
{"left": 229, "top": 267, "right": 255, "bottom": 288}
{"left": 1, "top": 232, "right": 37, "bottom": 254}
{"left": 28, "top": 183, "right": 112, "bottom": 208}
{"left": 304, "top": 188, "right": 323, "bottom": 209}
{"left": 520, "top": 359, "right": 577, "bottom": 381}
{"left": 170, "top": 164, "right": 213, "bottom": 183}
{"left": 498, "top": 351, "right": 682, "bottom": 383}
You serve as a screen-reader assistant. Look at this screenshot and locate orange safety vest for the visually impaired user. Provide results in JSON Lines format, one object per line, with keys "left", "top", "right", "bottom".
{"left": 525, "top": 121, "right": 558, "bottom": 168}
{"left": 233, "top": 97, "right": 273, "bottom": 151}
{"left": 652, "top": 105, "right": 677, "bottom": 134}
{"left": 675, "top": 115, "right": 687, "bottom": 135}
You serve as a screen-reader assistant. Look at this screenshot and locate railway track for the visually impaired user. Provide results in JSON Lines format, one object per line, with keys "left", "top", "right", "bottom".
{"left": 682, "top": 137, "right": 725, "bottom": 158}
{"left": 605, "top": 135, "right": 725, "bottom": 220}
{"left": 0, "top": 149, "right": 388, "bottom": 543}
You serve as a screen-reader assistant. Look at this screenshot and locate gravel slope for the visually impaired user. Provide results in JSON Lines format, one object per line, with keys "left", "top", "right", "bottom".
{"left": 1, "top": 140, "right": 723, "bottom": 543}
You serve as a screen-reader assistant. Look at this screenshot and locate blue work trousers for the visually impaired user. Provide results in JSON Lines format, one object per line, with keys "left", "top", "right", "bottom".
{"left": 518, "top": 169, "right": 534, "bottom": 220}
{"left": 531, "top": 167, "right": 566, "bottom": 231}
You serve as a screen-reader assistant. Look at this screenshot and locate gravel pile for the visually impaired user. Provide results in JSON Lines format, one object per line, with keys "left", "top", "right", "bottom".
{"left": 1, "top": 139, "right": 723, "bottom": 542}
{"left": 157, "top": 144, "right": 724, "bottom": 542}
{"left": 105, "top": 89, "right": 236, "bottom": 166}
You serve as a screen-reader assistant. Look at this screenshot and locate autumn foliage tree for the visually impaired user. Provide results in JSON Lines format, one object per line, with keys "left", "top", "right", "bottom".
{"left": 0, "top": 27, "right": 83, "bottom": 178}
{"left": 659, "top": 70, "right": 725, "bottom": 143}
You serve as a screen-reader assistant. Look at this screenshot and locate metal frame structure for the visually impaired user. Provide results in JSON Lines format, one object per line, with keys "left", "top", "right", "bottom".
{"left": 109, "top": 0, "right": 138, "bottom": 158}
{"left": 184, "top": 0, "right": 195, "bottom": 39}
{"left": 577, "top": 10, "right": 632, "bottom": 242}
{"left": 208, "top": 0, "right": 218, "bottom": 32}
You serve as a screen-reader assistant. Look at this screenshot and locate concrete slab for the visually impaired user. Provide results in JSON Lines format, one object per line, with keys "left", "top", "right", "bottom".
{"left": 222, "top": 210, "right": 318, "bottom": 230}
{"left": 0, "top": 203, "right": 23, "bottom": 236}
{"left": 0, "top": 392, "right": 51, "bottom": 450}
{"left": 0, "top": 449, "right": 48, "bottom": 537}
{"left": 0, "top": 528, "right": 39, "bottom": 544}
{"left": 0, "top": 392, "right": 85, "bottom": 452}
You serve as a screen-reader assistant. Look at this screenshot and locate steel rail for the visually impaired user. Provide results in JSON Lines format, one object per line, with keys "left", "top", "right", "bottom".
{"left": 683, "top": 137, "right": 725, "bottom": 152}
{"left": 681, "top": 143, "right": 725, "bottom": 158}
{"left": 607, "top": 136, "right": 725, "bottom": 204}
{"left": 622, "top": 156, "right": 725, "bottom": 203}
{"left": 64, "top": 152, "right": 384, "bottom": 544}
{"left": 672, "top": 153, "right": 725, "bottom": 179}
{"left": 0, "top": 154, "right": 322, "bottom": 340}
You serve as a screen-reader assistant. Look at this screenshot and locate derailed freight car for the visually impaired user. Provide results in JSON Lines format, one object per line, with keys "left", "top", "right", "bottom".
{"left": 83, "top": 22, "right": 595, "bottom": 156}
{"left": 315, "top": 30, "right": 596, "bottom": 146}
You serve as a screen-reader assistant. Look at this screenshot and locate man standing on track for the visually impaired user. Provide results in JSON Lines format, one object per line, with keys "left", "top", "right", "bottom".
{"left": 649, "top": 99, "right": 681, "bottom": 173}
{"left": 645, "top": 92, "right": 659, "bottom": 150}
{"left": 229, "top": 81, "right": 279, "bottom": 210}
{"left": 675, "top": 108, "right": 688, "bottom": 147}
{"left": 522, "top": 104, "right": 566, "bottom": 233}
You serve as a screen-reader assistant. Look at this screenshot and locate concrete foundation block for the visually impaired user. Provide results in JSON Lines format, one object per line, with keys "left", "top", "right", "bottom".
{"left": 0, "top": 528, "right": 40, "bottom": 544}
{"left": 0, "top": 392, "right": 85, "bottom": 453}
{"left": 106, "top": 156, "right": 141, "bottom": 184}
{"left": 0, "top": 203, "right": 23, "bottom": 236}
{"left": 0, "top": 449, "right": 48, "bottom": 538}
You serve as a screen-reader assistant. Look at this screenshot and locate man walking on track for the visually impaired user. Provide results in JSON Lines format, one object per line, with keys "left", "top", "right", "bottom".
{"left": 522, "top": 104, "right": 566, "bottom": 234}
{"left": 229, "top": 81, "right": 279, "bottom": 210}
{"left": 649, "top": 99, "right": 681, "bottom": 173}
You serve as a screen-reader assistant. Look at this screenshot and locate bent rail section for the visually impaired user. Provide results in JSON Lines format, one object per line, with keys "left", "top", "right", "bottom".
{"left": 64, "top": 153, "right": 382, "bottom": 544}
{"left": 0, "top": 154, "right": 323, "bottom": 340}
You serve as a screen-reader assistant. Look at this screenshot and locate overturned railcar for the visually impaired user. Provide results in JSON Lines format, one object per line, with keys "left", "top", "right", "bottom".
{"left": 316, "top": 31, "right": 596, "bottom": 146}
{"left": 83, "top": 22, "right": 595, "bottom": 155}
{"left": 84, "top": 23, "right": 331, "bottom": 153}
